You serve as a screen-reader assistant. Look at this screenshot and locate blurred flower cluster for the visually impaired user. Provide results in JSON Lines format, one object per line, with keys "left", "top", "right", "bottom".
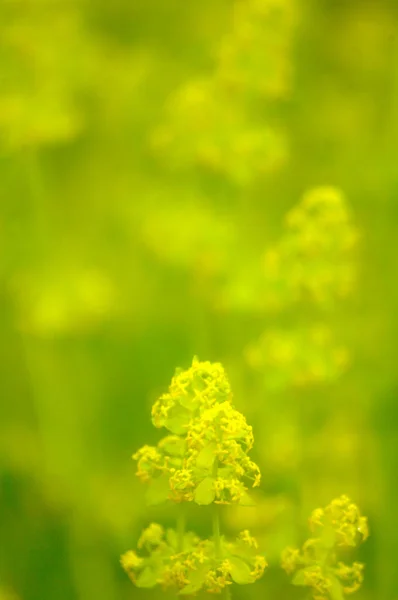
{"left": 150, "top": 0, "right": 295, "bottom": 184}
{"left": 121, "top": 523, "right": 267, "bottom": 594}
{"left": 282, "top": 495, "right": 369, "bottom": 599}
{"left": 0, "top": 2, "right": 92, "bottom": 150}
{"left": 245, "top": 324, "right": 350, "bottom": 391}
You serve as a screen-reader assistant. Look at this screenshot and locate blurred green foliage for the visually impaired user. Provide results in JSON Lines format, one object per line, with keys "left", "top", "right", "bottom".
{"left": 1, "top": 0, "right": 398, "bottom": 599}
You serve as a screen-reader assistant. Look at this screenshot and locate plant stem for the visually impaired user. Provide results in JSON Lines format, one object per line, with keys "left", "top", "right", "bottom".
{"left": 177, "top": 510, "right": 186, "bottom": 553}
{"left": 213, "top": 503, "right": 222, "bottom": 558}
{"left": 212, "top": 460, "right": 222, "bottom": 558}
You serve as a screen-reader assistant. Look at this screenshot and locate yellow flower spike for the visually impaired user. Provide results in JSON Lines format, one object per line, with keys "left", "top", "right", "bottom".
{"left": 282, "top": 496, "right": 368, "bottom": 598}
{"left": 125, "top": 358, "right": 265, "bottom": 594}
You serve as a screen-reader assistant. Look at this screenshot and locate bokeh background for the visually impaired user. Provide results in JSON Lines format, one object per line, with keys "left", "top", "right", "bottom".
{"left": 1, "top": 0, "right": 398, "bottom": 599}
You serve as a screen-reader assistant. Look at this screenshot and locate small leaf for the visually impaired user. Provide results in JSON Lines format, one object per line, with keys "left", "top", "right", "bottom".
{"left": 196, "top": 442, "right": 217, "bottom": 469}
{"left": 145, "top": 474, "right": 170, "bottom": 506}
{"left": 229, "top": 557, "right": 254, "bottom": 584}
{"left": 229, "top": 540, "right": 257, "bottom": 561}
{"left": 165, "top": 407, "right": 191, "bottom": 434}
{"left": 291, "top": 568, "right": 307, "bottom": 586}
{"left": 292, "top": 566, "right": 320, "bottom": 586}
{"left": 194, "top": 477, "right": 215, "bottom": 505}
{"left": 135, "top": 567, "right": 159, "bottom": 588}
{"left": 329, "top": 577, "right": 345, "bottom": 600}
{"left": 179, "top": 566, "right": 209, "bottom": 595}
{"left": 232, "top": 429, "right": 249, "bottom": 440}
{"left": 192, "top": 373, "right": 208, "bottom": 392}
{"left": 159, "top": 435, "right": 186, "bottom": 457}
{"left": 218, "top": 467, "right": 233, "bottom": 478}
{"left": 178, "top": 390, "right": 197, "bottom": 410}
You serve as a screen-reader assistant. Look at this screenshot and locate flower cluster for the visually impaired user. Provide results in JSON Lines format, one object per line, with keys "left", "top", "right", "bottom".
{"left": 245, "top": 324, "right": 350, "bottom": 390}
{"left": 134, "top": 357, "right": 261, "bottom": 506}
{"left": 308, "top": 495, "right": 369, "bottom": 547}
{"left": 151, "top": 357, "right": 232, "bottom": 432}
{"left": 0, "top": 3, "right": 90, "bottom": 151}
{"left": 215, "top": 0, "right": 296, "bottom": 99}
{"left": 281, "top": 495, "right": 368, "bottom": 599}
{"left": 213, "top": 186, "right": 358, "bottom": 317}
{"left": 263, "top": 187, "right": 359, "bottom": 308}
{"left": 121, "top": 524, "right": 267, "bottom": 595}
{"left": 150, "top": 79, "right": 285, "bottom": 186}
{"left": 122, "top": 358, "right": 266, "bottom": 594}
{"left": 150, "top": 0, "right": 295, "bottom": 184}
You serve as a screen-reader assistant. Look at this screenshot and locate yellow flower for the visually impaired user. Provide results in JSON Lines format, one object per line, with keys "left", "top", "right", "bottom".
{"left": 138, "top": 523, "right": 164, "bottom": 549}
{"left": 120, "top": 550, "right": 143, "bottom": 571}
{"left": 251, "top": 555, "right": 268, "bottom": 579}
{"left": 239, "top": 530, "right": 259, "bottom": 549}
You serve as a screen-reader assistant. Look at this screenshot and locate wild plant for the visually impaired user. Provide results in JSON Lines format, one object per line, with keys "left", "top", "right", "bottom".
{"left": 282, "top": 495, "right": 369, "bottom": 599}
{"left": 121, "top": 357, "right": 267, "bottom": 596}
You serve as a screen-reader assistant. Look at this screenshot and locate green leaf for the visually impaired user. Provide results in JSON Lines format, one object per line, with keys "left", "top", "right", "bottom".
{"left": 135, "top": 567, "right": 159, "bottom": 588}
{"left": 232, "top": 429, "right": 249, "bottom": 440}
{"left": 145, "top": 474, "right": 170, "bottom": 506}
{"left": 194, "top": 477, "right": 215, "bottom": 505}
{"left": 292, "top": 566, "right": 320, "bottom": 586}
{"left": 165, "top": 407, "right": 191, "bottom": 434}
{"left": 229, "top": 557, "right": 254, "bottom": 584}
{"left": 229, "top": 540, "right": 257, "bottom": 561}
{"left": 196, "top": 442, "right": 217, "bottom": 470}
{"left": 329, "top": 577, "right": 345, "bottom": 600}
{"left": 159, "top": 435, "right": 186, "bottom": 457}
{"left": 218, "top": 467, "right": 233, "bottom": 478}
{"left": 192, "top": 372, "right": 208, "bottom": 392}
{"left": 179, "top": 566, "right": 209, "bottom": 595}
{"left": 291, "top": 568, "right": 307, "bottom": 586}
{"left": 177, "top": 390, "right": 197, "bottom": 410}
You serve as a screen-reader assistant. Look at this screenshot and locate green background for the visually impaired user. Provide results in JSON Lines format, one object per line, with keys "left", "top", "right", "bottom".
{"left": 1, "top": 1, "right": 398, "bottom": 599}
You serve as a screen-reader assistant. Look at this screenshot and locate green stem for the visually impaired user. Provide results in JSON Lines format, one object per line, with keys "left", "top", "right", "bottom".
{"left": 177, "top": 510, "right": 186, "bottom": 553}
{"left": 212, "top": 460, "right": 222, "bottom": 558}
{"left": 213, "top": 504, "right": 222, "bottom": 558}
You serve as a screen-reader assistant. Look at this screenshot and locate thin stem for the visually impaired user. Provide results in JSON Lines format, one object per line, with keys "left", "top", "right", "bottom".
{"left": 224, "top": 586, "right": 232, "bottom": 600}
{"left": 212, "top": 459, "right": 222, "bottom": 558}
{"left": 177, "top": 510, "right": 186, "bottom": 553}
{"left": 213, "top": 504, "right": 222, "bottom": 558}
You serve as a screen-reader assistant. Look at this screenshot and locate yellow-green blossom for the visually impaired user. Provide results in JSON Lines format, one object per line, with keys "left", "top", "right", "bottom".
{"left": 120, "top": 550, "right": 143, "bottom": 571}
{"left": 124, "top": 358, "right": 266, "bottom": 594}
{"left": 282, "top": 496, "right": 368, "bottom": 599}
{"left": 309, "top": 495, "right": 369, "bottom": 547}
{"left": 133, "top": 445, "right": 165, "bottom": 482}
{"left": 138, "top": 523, "right": 165, "bottom": 549}
{"left": 151, "top": 357, "right": 231, "bottom": 432}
